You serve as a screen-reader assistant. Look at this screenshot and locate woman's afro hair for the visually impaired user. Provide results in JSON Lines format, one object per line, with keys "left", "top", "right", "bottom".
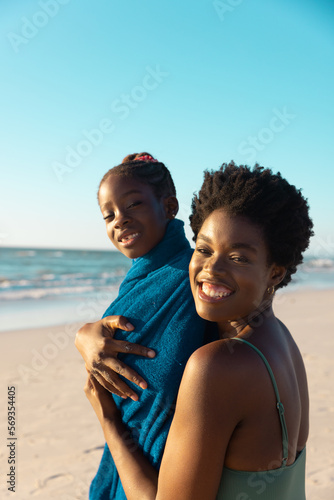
{"left": 190, "top": 161, "right": 314, "bottom": 289}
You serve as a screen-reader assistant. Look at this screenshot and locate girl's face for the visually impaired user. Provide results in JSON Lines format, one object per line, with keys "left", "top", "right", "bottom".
{"left": 189, "top": 209, "right": 284, "bottom": 332}
{"left": 99, "top": 174, "right": 175, "bottom": 259}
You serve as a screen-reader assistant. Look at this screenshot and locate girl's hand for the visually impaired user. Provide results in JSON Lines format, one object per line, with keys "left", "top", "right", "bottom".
{"left": 85, "top": 369, "right": 159, "bottom": 500}
{"left": 75, "top": 316, "right": 156, "bottom": 401}
{"left": 84, "top": 368, "right": 121, "bottom": 427}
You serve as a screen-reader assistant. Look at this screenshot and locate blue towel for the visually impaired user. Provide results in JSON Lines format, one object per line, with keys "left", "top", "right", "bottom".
{"left": 89, "top": 219, "right": 207, "bottom": 500}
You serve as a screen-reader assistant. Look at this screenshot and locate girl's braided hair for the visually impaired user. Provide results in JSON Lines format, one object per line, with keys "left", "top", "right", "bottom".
{"left": 98, "top": 152, "right": 176, "bottom": 200}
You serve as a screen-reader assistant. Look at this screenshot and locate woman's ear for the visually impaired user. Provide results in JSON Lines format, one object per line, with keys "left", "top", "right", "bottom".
{"left": 268, "top": 265, "right": 287, "bottom": 289}
{"left": 164, "top": 196, "right": 179, "bottom": 220}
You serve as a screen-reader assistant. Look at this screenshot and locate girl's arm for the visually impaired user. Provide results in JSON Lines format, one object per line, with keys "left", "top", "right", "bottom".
{"left": 84, "top": 372, "right": 159, "bottom": 500}
{"left": 85, "top": 342, "right": 242, "bottom": 500}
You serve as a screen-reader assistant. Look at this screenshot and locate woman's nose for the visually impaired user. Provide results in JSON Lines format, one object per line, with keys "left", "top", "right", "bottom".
{"left": 204, "top": 255, "right": 227, "bottom": 275}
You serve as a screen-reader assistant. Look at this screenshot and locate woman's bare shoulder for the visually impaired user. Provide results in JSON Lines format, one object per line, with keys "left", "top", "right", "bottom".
{"left": 180, "top": 339, "right": 260, "bottom": 407}
{"left": 186, "top": 337, "right": 262, "bottom": 373}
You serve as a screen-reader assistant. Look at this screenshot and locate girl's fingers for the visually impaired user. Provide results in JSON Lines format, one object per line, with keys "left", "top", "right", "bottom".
{"left": 90, "top": 367, "right": 140, "bottom": 401}
{"left": 83, "top": 315, "right": 155, "bottom": 400}
{"left": 95, "top": 357, "right": 148, "bottom": 389}
{"left": 91, "top": 370, "right": 129, "bottom": 400}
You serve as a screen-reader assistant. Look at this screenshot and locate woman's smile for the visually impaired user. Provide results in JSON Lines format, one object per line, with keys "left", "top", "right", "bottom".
{"left": 198, "top": 281, "right": 235, "bottom": 302}
{"left": 189, "top": 209, "right": 280, "bottom": 331}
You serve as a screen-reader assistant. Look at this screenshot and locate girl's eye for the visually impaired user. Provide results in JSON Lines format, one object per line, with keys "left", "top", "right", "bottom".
{"left": 127, "top": 201, "right": 142, "bottom": 209}
{"left": 104, "top": 213, "right": 114, "bottom": 221}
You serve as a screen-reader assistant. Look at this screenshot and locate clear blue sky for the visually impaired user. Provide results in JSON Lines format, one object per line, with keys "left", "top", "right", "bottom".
{"left": 1, "top": 0, "right": 333, "bottom": 256}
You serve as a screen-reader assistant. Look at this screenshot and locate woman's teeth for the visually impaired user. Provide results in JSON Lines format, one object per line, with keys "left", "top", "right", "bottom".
{"left": 201, "top": 282, "right": 233, "bottom": 298}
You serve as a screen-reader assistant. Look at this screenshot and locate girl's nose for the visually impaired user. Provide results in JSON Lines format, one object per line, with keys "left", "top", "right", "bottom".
{"left": 114, "top": 212, "right": 130, "bottom": 229}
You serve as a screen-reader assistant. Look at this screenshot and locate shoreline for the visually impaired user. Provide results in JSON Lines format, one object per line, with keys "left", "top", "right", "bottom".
{"left": 0, "top": 289, "right": 333, "bottom": 498}
{"left": 1, "top": 284, "right": 334, "bottom": 334}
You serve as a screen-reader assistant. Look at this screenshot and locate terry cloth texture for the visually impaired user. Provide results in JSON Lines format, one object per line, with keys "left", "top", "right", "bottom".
{"left": 89, "top": 219, "right": 207, "bottom": 500}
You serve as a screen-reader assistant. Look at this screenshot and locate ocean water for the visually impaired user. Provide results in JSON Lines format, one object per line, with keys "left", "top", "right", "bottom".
{"left": 0, "top": 248, "right": 131, "bottom": 332}
{"left": 0, "top": 247, "right": 333, "bottom": 332}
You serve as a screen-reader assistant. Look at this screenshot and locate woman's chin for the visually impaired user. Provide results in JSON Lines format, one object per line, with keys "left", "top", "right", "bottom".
{"left": 195, "top": 303, "right": 229, "bottom": 324}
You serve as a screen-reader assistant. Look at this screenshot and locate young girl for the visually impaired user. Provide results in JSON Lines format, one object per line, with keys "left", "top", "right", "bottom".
{"left": 85, "top": 162, "right": 313, "bottom": 499}
{"left": 76, "top": 153, "right": 209, "bottom": 500}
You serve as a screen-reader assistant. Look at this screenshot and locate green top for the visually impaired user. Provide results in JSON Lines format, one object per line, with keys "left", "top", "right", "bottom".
{"left": 216, "top": 338, "right": 306, "bottom": 500}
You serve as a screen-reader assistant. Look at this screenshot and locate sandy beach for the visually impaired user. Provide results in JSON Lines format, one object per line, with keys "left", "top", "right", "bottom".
{"left": 0, "top": 289, "right": 333, "bottom": 499}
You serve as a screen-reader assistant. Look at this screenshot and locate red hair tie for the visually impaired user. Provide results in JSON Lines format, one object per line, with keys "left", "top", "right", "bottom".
{"left": 136, "top": 155, "right": 158, "bottom": 163}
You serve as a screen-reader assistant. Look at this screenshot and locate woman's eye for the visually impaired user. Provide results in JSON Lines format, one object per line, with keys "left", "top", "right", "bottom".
{"left": 196, "top": 247, "right": 211, "bottom": 255}
{"left": 231, "top": 255, "right": 249, "bottom": 263}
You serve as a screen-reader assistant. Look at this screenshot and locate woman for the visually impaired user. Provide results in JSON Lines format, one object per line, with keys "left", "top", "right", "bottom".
{"left": 84, "top": 162, "right": 313, "bottom": 499}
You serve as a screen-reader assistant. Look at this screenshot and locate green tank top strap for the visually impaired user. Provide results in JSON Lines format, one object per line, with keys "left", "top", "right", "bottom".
{"left": 231, "top": 337, "right": 289, "bottom": 466}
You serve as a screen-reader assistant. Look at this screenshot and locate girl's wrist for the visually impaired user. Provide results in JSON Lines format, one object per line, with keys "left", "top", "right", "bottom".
{"left": 101, "top": 415, "right": 138, "bottom": 465}
{"left": 101, "top": 412, "right": 123, "bottom": 435}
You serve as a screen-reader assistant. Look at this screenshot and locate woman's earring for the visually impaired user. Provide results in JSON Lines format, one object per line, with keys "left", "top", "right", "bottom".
{"left": 267, "top": 286, "right": 275, "bottom": 295}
